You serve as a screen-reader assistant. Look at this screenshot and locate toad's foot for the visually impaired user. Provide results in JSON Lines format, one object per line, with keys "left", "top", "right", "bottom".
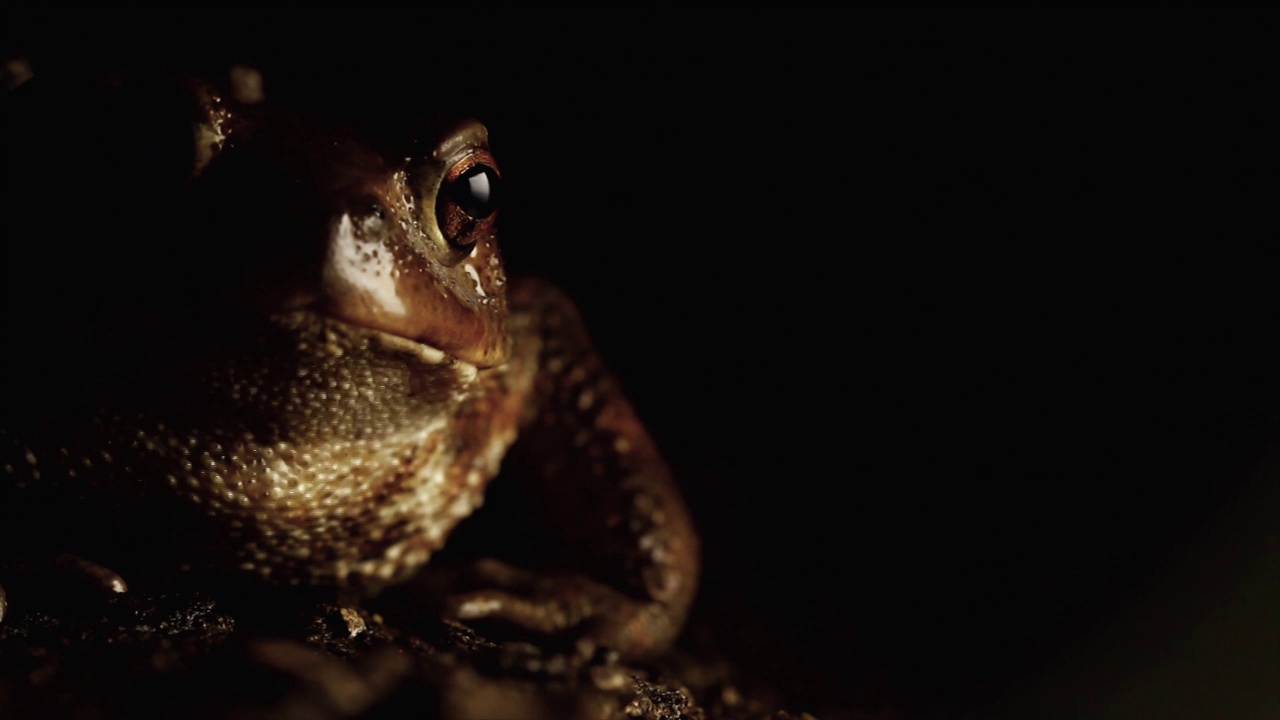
{"left": 444, "top": 558, "right": 683, "bottom": 662}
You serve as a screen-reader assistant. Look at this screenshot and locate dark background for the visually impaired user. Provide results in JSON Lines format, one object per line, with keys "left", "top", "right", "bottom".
{"left": 4, "top": 2, "right": 1277, "bottom": 718}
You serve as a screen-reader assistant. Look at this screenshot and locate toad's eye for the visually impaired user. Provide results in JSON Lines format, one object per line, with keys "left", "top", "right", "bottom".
{"left": 437, "top": 150, "right": 501, "bottom": 252}
{"left": 452, "top": 164, "right": 498, "bottom": 218}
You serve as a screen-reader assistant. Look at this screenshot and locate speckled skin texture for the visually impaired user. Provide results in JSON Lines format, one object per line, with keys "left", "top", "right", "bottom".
{"left": 0, "top": 70, "right": 698, "bottom": 661}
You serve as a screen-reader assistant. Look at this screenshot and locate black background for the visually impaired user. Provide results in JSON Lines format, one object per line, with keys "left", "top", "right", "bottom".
{"left": 3, "top": 2, "right": 1278, "bottom": 718}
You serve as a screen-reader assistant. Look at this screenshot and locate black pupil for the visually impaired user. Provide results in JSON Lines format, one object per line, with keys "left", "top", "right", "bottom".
{"left": 452, "top": 165, "right": 498, "bottom": 218}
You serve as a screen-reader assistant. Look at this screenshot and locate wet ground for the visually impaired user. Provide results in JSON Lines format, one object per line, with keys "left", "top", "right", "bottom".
{"left": 0, "top": 583, "right": 835, "bottom": 720}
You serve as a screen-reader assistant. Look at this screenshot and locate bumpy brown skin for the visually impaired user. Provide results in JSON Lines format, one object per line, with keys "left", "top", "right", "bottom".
{"left": 450, "top": 281, "right": 700, "bottom": 659}
{"left": 0, "top": 70, "right": 697, "bottom": 660}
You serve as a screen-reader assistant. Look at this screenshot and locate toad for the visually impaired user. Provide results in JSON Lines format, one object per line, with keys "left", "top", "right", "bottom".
{"left": 0, "top": 68, "right": 698, "bottom": 661}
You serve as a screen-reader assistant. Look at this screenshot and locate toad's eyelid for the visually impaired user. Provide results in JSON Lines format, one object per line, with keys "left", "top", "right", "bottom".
{"left": 433, "top": 119, "right": 491, "bottom": 164}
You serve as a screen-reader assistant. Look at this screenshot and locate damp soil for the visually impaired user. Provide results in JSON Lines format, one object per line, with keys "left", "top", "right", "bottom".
{"left": 0, "top": 582, "right": 843, "bottom": 720}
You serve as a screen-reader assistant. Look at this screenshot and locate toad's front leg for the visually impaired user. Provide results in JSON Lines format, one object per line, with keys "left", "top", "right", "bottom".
{"left": 446, "top": 280, "right": 700, "bottom": 662}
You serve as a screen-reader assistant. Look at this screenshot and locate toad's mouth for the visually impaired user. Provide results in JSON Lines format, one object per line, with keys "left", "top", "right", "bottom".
{"left": 274, "top": 309, "right": 484, "bottom": 377}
